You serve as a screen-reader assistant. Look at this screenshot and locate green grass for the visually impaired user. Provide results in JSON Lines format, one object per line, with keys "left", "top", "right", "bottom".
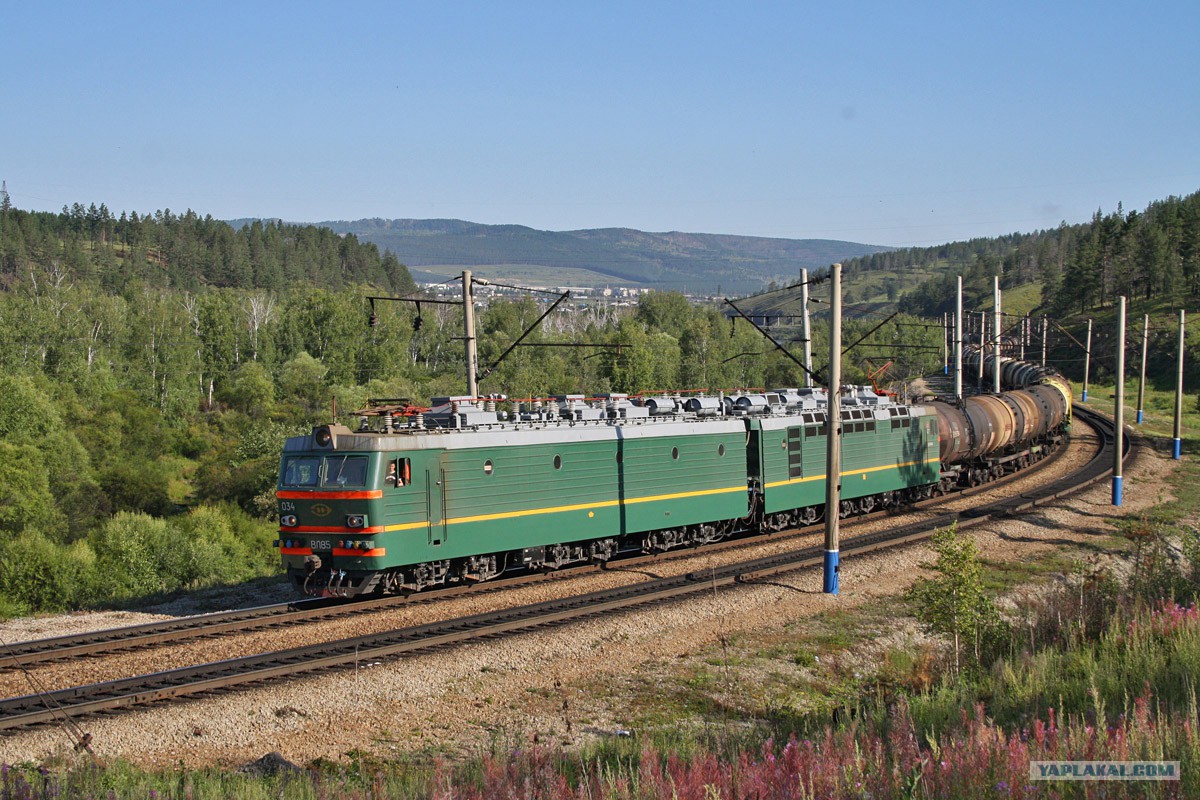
{"left": 1072, "top": 377, "right": 1200, "bottom": 458}
{"left": 971, "top": 280, "right": 1044, "bottom": 318}
{"left": 978, "top": 549, "right": 1082, "bottom": 594}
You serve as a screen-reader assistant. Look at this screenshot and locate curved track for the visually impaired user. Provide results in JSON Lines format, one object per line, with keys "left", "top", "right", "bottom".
{"left": 0, "top": 405, "right": 1128, "bottom": 733}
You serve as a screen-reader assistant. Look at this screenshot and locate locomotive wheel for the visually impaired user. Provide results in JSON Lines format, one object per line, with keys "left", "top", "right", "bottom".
{"left": 798, "top": 506, "right": 820, "bottom": 526}
{"left": 764, "top": 513, "right": 790, "bottom": 532}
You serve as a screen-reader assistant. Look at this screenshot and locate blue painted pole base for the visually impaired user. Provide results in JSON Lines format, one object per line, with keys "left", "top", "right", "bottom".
{"left": 823, "top": 550, "right": 839, "bottom": 595}
{"left": 1137, "top": 410, "right": 1144, "bottom": 424}
{"left": 1112, "top": 475, "right": 1123, "bottom": 506}
{"left": 1082, "top": 390, "right": 1088, "bottom": 402}
{"left": 943, "top": 365, "right": 948, "bottom": 375}
{"left": 1175, "top": 438, "right": 1183, "bottom": 460}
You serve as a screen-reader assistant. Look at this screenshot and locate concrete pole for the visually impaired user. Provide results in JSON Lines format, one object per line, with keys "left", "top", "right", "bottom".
{"left": 1019, "top": 314, "right": 1026, "bottom": 361}
{"left": 1041, "top": 316, "right": 1048, "bottom": 366}
{"left": 1175, "top": 310, "right": 1186, "bottom": 460}
{"left": 1113, "top": 296, "right": 1126, "bottom": 506}
{"left": 1082, "top": 318, "right": 1093, "bottom": 402}
{"left": 977, "top": 312, "right": 986, "bottom": 392}
{"left": 462, "top": 270, "right": 479, "bottom": 397}
{"left": 801, "top": 268, "right": 813, "bottom": 388}
{"left": 942, "top": 312, "right": 948, "bottom": 375}
{"left": 954, "top": 276, "right": 963, "bottom": 402}
{"left": 992, "top": 277, "right": 1002, "bottom": 394}
{"left": 1136, "top": 314, "right": 1149, "bottom": 424}
{"left": 823, "top": 263, "right": 842, "bottom": 596}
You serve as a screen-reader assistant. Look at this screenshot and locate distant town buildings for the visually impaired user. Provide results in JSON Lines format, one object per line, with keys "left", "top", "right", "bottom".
{"left": 416, "top": 279, "right": 724, "bottom": 311}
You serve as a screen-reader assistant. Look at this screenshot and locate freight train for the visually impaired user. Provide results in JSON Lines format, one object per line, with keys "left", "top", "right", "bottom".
{"left": 275, "top": 361, "right": 1071, "bottom": 597}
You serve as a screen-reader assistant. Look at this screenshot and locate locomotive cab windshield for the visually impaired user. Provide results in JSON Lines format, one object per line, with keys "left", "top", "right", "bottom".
{"left": 281, "top": 454, "right": 370, "bottom": 488}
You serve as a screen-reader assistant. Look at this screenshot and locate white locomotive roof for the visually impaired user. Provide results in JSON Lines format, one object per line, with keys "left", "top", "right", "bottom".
{"left": 283, "top": 386, "right": 923, "bottom": 454}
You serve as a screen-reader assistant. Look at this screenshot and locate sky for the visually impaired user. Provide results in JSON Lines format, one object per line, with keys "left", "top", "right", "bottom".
{"left": 3, "top": 1, "right": 1199, "bottom": 248}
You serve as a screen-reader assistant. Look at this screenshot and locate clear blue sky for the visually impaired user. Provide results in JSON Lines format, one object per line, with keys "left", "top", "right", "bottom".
{"left": 4, "top": 1, "right": 1198, "bottom": 247}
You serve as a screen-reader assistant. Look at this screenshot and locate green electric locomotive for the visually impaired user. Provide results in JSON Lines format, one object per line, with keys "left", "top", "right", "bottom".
{"left": 275, "top": 389, "right": 943, "bottom": 597}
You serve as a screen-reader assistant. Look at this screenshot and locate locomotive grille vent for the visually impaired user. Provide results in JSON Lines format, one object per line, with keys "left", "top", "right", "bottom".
{"left": 787, "top": 427, "right": 804, "bottom": 478}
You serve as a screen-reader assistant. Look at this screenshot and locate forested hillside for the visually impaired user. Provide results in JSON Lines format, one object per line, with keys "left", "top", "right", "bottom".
{"left": 850, "top": 192, "right": 1200, "bottom": 320}
{"left": 844, "top": 191, "right": 1200, "bottom": 386}
{"left": 1, "top": 202, "right": 416, "bottom": 293}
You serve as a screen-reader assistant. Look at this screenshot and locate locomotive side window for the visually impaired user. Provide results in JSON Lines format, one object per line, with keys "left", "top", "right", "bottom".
{"left": 386, "top": 458, "right": 411, "bottom": 488}
{"left": 283, "top": 456, "right": 320, "bottom": 487}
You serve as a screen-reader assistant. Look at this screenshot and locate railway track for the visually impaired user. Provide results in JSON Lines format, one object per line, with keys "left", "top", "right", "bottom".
{"left": 1, "top": 409, "right": 1074, "bottom": 672}
{"left": 0, "top": 405, "right": 1127, "bottom": 733}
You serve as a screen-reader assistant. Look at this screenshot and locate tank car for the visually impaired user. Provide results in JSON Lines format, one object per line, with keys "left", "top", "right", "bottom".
{"left": 933, "top": 350, "right": 1073, "bottom": 485}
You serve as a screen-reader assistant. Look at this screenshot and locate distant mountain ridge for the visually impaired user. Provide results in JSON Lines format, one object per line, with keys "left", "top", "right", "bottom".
{"left": 300, "top": 218, "right": 890, "bottom": 293}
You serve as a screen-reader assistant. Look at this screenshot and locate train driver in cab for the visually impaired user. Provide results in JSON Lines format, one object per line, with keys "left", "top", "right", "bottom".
{"left": 385, "top": 460, "right": 407, "bottom": 487}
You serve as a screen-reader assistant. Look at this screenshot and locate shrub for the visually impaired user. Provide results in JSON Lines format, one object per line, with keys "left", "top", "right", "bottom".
{"left": 89, "top": 512, "right": 172, "bottom": 599}
{"left": 0, "top": 530, "right": 98, "bottom": 613}
{"left": 167, "top": 505, "right": 275, "bottom": 587}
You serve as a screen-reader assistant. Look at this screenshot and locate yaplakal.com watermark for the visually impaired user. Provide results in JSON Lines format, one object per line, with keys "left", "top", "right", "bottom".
{"left": 1030, "top": 761, "right": 1180, "bottom": 781}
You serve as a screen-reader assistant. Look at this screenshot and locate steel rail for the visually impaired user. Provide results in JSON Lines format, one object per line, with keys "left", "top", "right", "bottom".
{"left": 0, "top": 405, "right": 1127, "bottom": 733}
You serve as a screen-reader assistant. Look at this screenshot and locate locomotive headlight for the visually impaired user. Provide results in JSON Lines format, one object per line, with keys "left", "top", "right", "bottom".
{"left": 346, "top": 514, "right": 367, "bottom": 529}
{"left": 281, "top": 515, "right": 298, "bottom": 528}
